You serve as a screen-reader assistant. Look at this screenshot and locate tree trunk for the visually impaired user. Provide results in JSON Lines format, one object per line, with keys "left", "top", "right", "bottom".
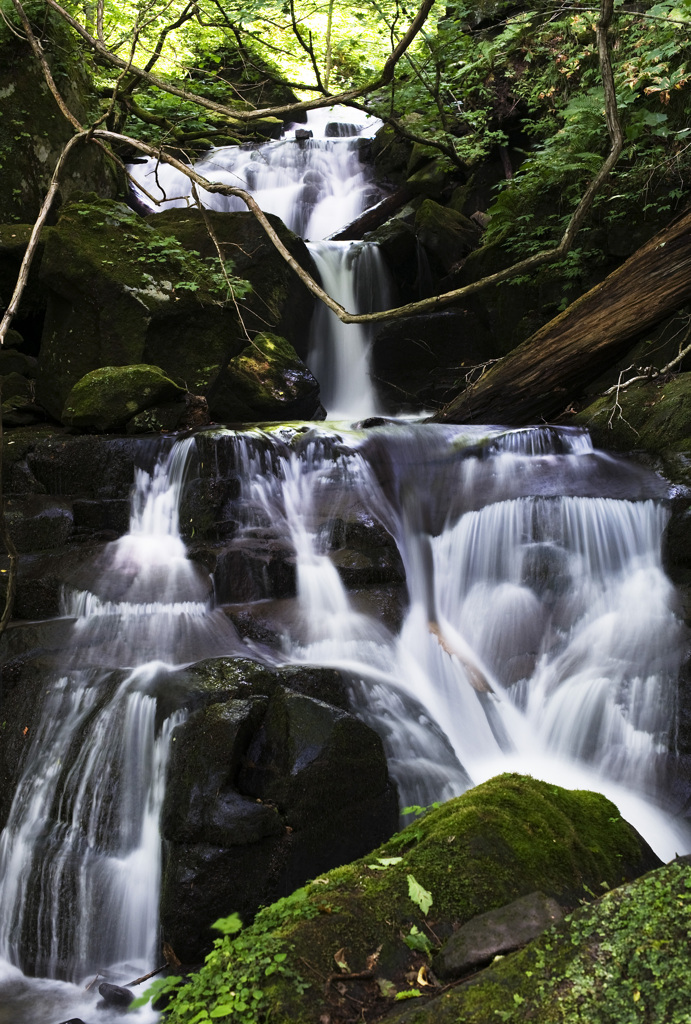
{"left": 329, "top": 185, "right": 414, "bottom": 241}
{"left": 436, "top": 208, "right": 691, "bottom": 425}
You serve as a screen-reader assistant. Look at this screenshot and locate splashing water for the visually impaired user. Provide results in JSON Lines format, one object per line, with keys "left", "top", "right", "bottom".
{"left": 225, "top": 422, "right": 690, "bottom": 859}
{"left": 0, "top": 439, "right": 240, "bottom": 1021}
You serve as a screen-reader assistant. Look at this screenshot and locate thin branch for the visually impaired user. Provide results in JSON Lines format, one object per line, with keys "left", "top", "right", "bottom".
{"left": 0, "top": 133, "right": 87, "bottom": 348}
{"left": 43, "top": 0, "right": 435, "bottom": 122}
{"left": 10, "top": 0, "right": 82, "bottom": 130}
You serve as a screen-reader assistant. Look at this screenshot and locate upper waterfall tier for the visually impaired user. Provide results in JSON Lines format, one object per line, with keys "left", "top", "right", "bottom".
{"left": 128, "top": 107, "right": 383, "bottom": 239}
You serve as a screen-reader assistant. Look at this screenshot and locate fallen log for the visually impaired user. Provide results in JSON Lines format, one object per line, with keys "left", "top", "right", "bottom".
{"left": 329, "top": 185, "right": 414, "bottom": 241}
{"left": 436, "top": 207, "right": 691, "bottom": 425}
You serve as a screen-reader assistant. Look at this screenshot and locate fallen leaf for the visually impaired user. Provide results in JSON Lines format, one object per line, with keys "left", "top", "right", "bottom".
{"left": 417, "top": 965, "right": 432, "bottom": 987}
{"left": 334, "top": 947, "right": 349, "bottom": 972}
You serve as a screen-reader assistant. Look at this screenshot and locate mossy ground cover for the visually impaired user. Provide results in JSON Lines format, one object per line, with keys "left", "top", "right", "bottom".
{"left": 396, "top": 856, "right": 691, "bottom": 1024}
{"left": 142, "top": 774, "right": 659, "bottom": 1024}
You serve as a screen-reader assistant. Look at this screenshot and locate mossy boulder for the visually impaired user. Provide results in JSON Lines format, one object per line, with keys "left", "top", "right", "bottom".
{"left": 575, "top": 373, "right": 691, "bottom": 470}
{"left": 206, "top": 332, "right": 323, "bottom": 423}
{"left": 414, "top": 199, "right": 481, "bottom": 277}
{"left": 149, "top": 209, "right": 317, "bottom": 361}
{"left": 0, "top": 9, "right": 120, "bottom": 224}
{"left": 35, "top": 198, "right": 317, "bottom": 420}
{"left": 160, "top": 774, "right": 660, "bottom": 1023}
{"left": 392, "top": 856, "right": 691, "bottom": 1024}
{"left": 61, "top": 364, "right": 185, "bottom": 432}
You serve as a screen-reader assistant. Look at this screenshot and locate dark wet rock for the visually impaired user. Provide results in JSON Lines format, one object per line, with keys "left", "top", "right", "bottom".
{"left": 5, "top": 432, "right": 144, "bottom": 499}
{"left": 72, "top": 498, "right": 131, "bottom": 540}
{"left": 61, "top": 364, "right": 186, "bottom": 433}
{"left": 8, "top": 543, "right": 105, "bottom": 620}
{"left": 0, "top": 350, "right": 38, "bottom": 377}
{"left": 98, "top": 982, "right": 134, "bottom": 1007}
{"left": 213, "top": 538, "right": 297, "bottom": 603}
{"left": 372, "top": 124, "right": 414, "bottom": 184}
{"left": 206, "top": 332, "right": 324, "bottom": 423}
{"left": 414, "top": 199, "right": 481, "bottom": 275}
{"left": 159, "top": 661, "right": 397, "bottom": 962}
{"left": 149, "top": 209, "right": 318, "bottom": 362}
{"left": 432, "top": 890, "right": 563, "bottom": 979}
{"left": 5, "top": 495, "right": 74, "bottom": 551}
{"left": 371, "top": 310, "right": 499, "bottom": 413}
{"left": 329, "top": 546, "right": 405, "bottom": 587}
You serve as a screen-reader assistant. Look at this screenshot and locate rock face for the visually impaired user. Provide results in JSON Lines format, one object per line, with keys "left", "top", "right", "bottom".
{"left": 33, "top": 198, "right": 319, "bottom": 423}
{"left": 206, "top": 333, "right": 324, "bottom": 422}
{"left": 0, "top": 11, "right": 120, "bottom": 224}
{"left": 371, "top": 310, "right": 499, "bottom": 412}
{"left": 156, "top": 657, "right": 399, "bottom": 962}
{"left": 156, "top": 774, "right": 661, "bottom": 1023}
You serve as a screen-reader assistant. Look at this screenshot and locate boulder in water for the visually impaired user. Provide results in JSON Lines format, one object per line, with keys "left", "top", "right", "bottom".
{"left": 206, "top": 332, "right": 324, "bottom": 423}
{"left": 159, "top": 659, "right": 398, "bottom": 962}
{"left": 98, "top": 981, "right": 135, "bottom": 1008}
{"left": 61, "top": 364, "right": 185, "bottom": 432}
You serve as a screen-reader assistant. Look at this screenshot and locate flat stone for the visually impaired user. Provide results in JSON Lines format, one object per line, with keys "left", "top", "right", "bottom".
{"left": 433, "top": 890, "right": 563, "bottom": 979}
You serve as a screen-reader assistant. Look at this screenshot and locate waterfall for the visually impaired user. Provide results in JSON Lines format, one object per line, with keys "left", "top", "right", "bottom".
{"left": 128, "top": 107, "right": 391, "bottom": 418}
{"left": 225, "top": 422, "right": 688, "bottom": 856}
{"left": 0, "top": 439, "right": 238, "bottom": 1020}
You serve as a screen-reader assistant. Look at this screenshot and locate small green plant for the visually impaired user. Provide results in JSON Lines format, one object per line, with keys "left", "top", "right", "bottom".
{"left": 407, "top": 874, "right": 433, "bottom": 915}
{"left": 132, "top": 891, "right": 315, "bottom": 1023}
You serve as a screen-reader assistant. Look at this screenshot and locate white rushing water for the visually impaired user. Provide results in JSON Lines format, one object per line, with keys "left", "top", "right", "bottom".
{"left": 0, "top": 439, "right": 239, "bottom": 1022}
{"left": 128, "top": 106, "right": 390, "bottom": 419}
{"left": 229, "top": 422, "right": 690, "bottom": 860}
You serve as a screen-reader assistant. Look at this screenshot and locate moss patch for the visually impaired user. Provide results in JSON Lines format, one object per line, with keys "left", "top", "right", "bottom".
{"left": 158, "top": 774, "right": 659, "bottom": 1024}
{"left": 395, "top": 856, "right": 691, "bottom": 1024}
{"left": 61, "top": 364, "right": 185, "bottom": 431}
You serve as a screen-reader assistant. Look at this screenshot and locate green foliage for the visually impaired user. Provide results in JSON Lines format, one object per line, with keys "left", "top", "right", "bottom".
{"left": 407, "top": 874, "right": 433, "bottom": 915}
{"left": 403, "top": 924, "right": 434, "bottom": 955}
{"left": 134, "top": 890, "right": 317, "bottom": 1023}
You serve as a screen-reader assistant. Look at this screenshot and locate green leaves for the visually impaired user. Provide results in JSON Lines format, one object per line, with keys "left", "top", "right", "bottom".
{"left": 407, "top": 874, "right": 433, "bottom": 915}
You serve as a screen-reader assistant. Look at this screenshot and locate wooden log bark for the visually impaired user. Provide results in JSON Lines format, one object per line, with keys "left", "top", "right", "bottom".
{"left": 436, "top": 208, "right": 691, "bottom": 425}
{"left": 329, "top": 185, "right": 414, "bottom": 241}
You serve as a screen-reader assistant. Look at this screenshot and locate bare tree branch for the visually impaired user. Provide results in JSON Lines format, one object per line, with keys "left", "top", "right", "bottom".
{"left": 10, "top": 0, "right": 83, "bottom": 130}
{"left": 42, "top": 0, "right": 435, "bottom": 122}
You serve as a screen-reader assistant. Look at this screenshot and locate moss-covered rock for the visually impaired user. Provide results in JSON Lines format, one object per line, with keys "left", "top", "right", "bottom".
{"left": 0, "top": 9, "right": 120, "bottom": 224}
{"left": 393, "top": 856, "right": 691, "bottom": 1024}
{"left": 35, "top": 199, "right": 318, "bottom": 420}
{"left": 414, "top": 199, "right": 480, "bottom": 276}
{"left": 158, "top": 774, "right": 660, "bottom": 1023}
{"left": 206, "top": 333, "right": 323, "bottom": 423}
{"left": 61, "top": 364, "right": 185, "bottom": 432}
{"left": 575, "top": 373, "right": 691, "bottom": 470}
{"left": 150, "top": 210, "right": 317, "bottom": 362}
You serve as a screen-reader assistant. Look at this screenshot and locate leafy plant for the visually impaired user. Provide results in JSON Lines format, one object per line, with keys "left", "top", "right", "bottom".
{"left": 132, "top": 890, "right": 316, "bottom": 1023}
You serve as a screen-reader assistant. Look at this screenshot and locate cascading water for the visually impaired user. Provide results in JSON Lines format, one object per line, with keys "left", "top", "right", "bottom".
{"left": 128, "top": 107, "right": 391, "bottom": 418}
{"left": 0, "top": 439, "right": 240, "bottom": 1022}
{"left": 226, "top": 421, "right": 689, "bottom": 856}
